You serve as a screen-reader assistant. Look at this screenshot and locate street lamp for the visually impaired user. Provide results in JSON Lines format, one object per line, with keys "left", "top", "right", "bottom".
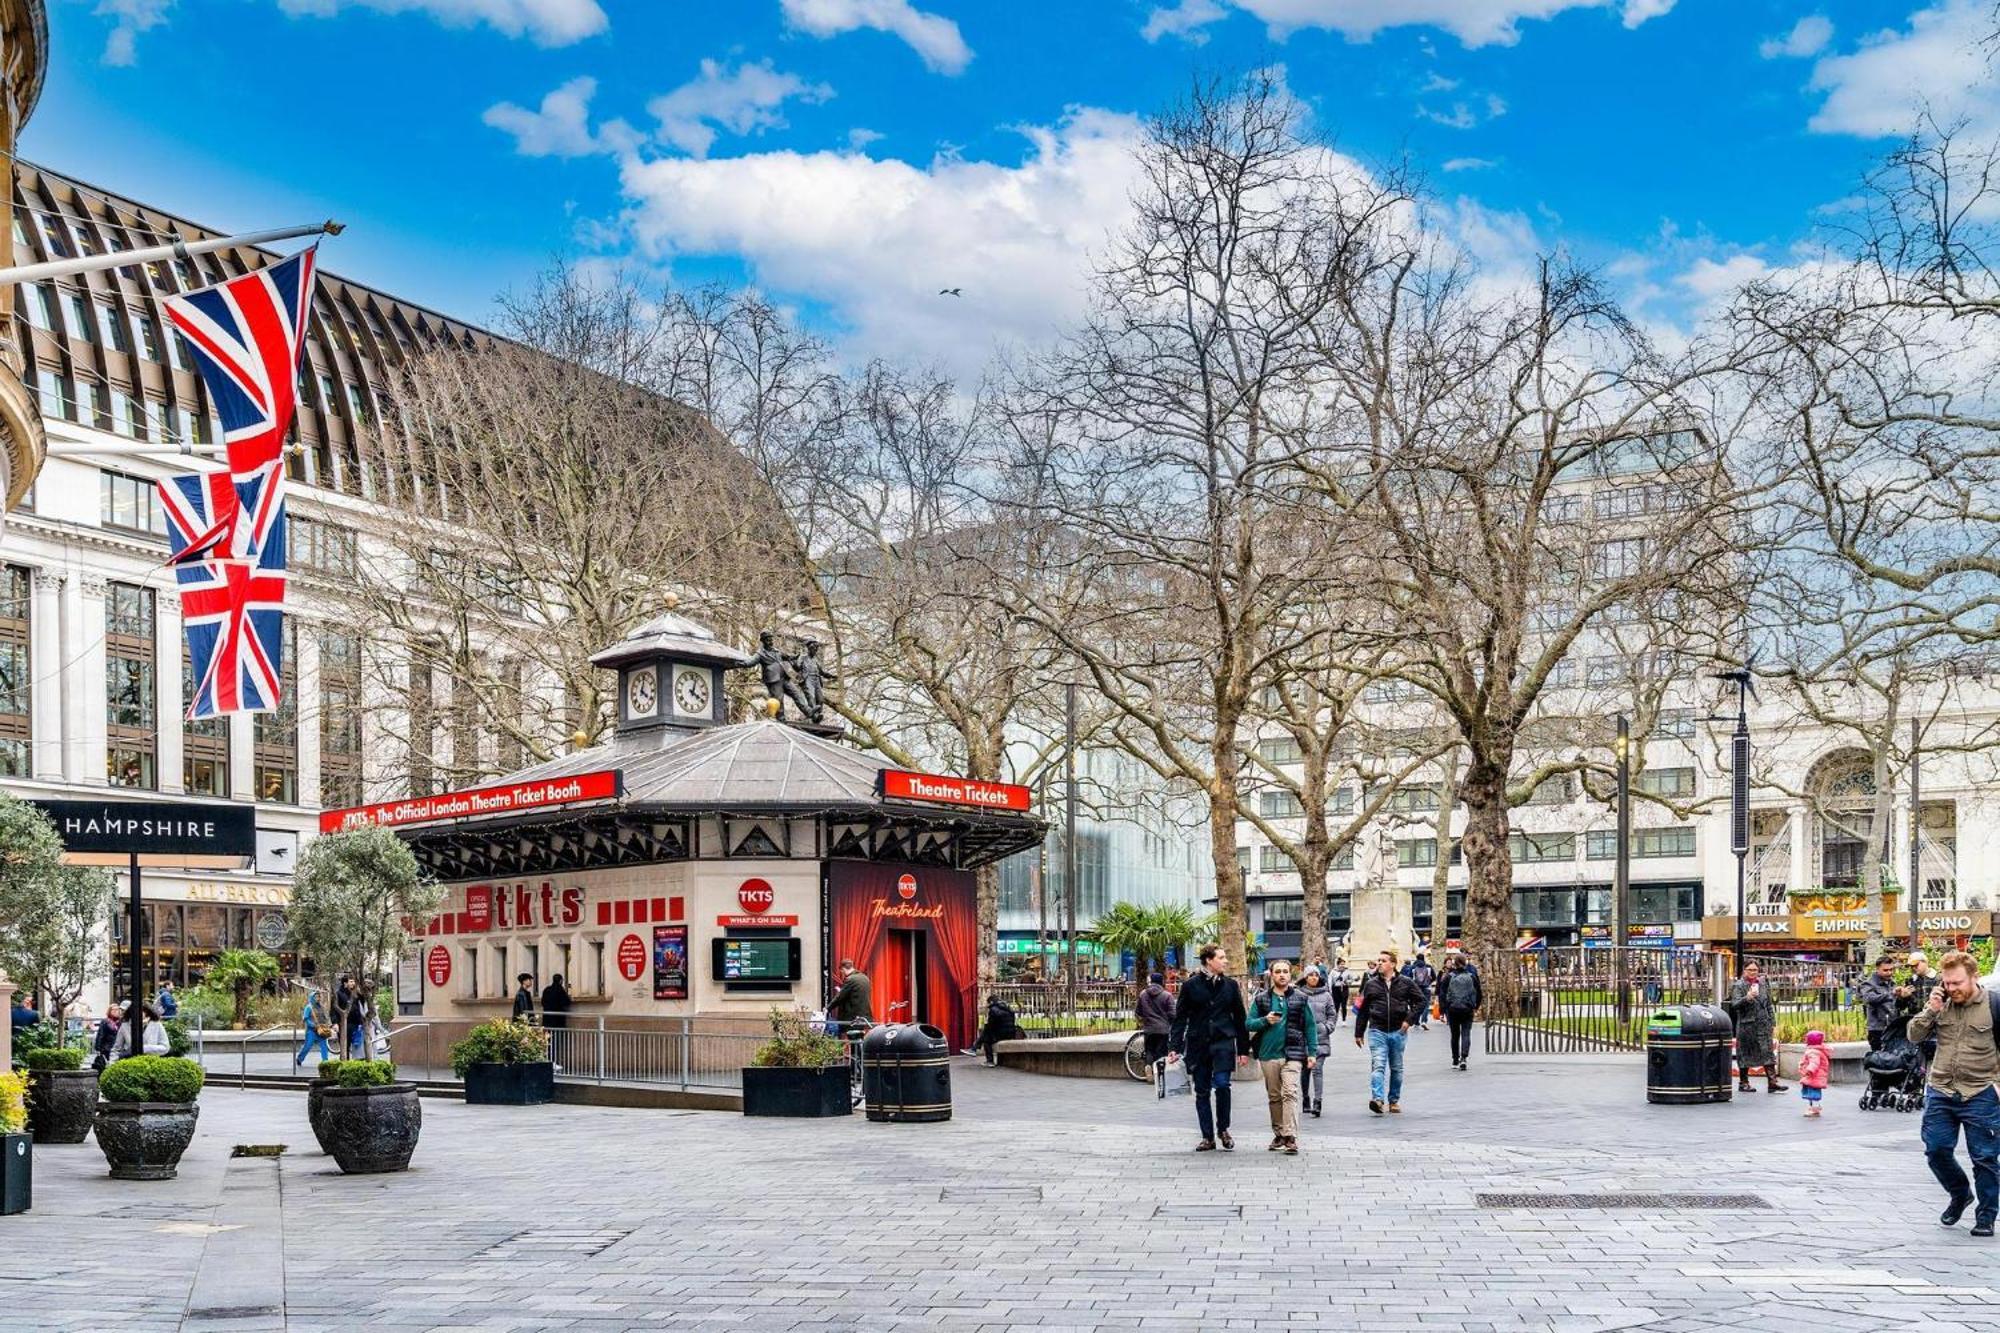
{"left": 1613, "top": 715, "right": 1630, "bottom": 1023}
{"left": 1706, "top": 667, "right": 1754, "bottom": 970}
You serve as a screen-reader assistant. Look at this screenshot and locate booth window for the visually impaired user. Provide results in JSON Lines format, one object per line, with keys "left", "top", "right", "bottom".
{"left": 253, "top": 618, "right": 298, "bottom": 803}
{"left": 182, "top": 639, "right": 229, "bottom": 796}
{"left": 105, "top": 582, "right": 156, "bottom": 789}
{"left": 320, "top": 631, "right": 363, "bottom": 807}
{"left": 0, "top": 567, "right": 29, "bottom": 777}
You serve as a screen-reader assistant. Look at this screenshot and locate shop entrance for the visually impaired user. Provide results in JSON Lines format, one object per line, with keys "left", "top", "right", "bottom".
{"left": 875, "top": 928, "right": 929, "bottom": 1027}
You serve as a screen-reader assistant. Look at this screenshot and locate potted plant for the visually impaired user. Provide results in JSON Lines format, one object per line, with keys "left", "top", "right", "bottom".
{"left": 21, "top": 1041, "right": 97, "bottom": 1144}
{"left": 306, "top": 1059, "right": 344, "bottom": 1153}
{"left": 94, "top": 1055, "right": 203, "bottom": 1180}
{"left": 742, "top": 1008, "right": 850, "bottom": 1118}
{"left": 286, "top": 825, "right": 443, "bottom": 1137}
{"left": 315, "top": 1059, "right": 421, "bottom": 1174}
{"left": 0, "top": 1067, "right": 28, "bottom": 1214}
{"left": 450, "top": 1019, "right": 554, "bottom": 1105}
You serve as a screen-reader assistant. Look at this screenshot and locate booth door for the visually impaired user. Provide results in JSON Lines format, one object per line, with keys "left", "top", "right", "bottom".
{"left": 874, "top": 929, "right": 928, "bottom": 1027}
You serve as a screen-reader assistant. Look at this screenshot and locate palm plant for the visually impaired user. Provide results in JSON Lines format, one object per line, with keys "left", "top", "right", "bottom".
{"left": 205, "top": 949, "right": 280, "bottom": 1029}
{"left": 1088, "top": 901, "right": 1154, "bottom": 979}
{"left": 1141, "top": 903, "right": 1217, "bottom": 973}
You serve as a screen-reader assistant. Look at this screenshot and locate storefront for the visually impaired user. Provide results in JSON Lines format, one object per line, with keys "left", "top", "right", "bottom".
{"left": 108, "top": 873, "right": 297, "bottom": 997}
{"left": 331, "top": 614, "right": 1043, "bottom": 1053}
{"left": 1700, "top": 892, "right": 1993, "bottom": 960}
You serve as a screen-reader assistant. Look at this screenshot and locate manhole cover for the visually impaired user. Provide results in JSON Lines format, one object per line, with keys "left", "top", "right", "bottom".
{"left": 1478, "top": 1193, "right": 1769, "bottom": 1210}
{"left": 476, "top": 1227, "right": 633, "bottom": 1260}
{"left": 1154, "top": 1204, "right": 1243, "bottom": 1220}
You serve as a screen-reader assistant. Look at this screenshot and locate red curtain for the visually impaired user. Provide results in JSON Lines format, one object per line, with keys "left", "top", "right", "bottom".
{"left": 923, "top": 873, "right": 978, "bottom": 1051}
{"left": 826, "top": 862, "right": 976, "bottom": 1050}
{"left": 828, "top": 875, "right": 887, "bottom": 1016}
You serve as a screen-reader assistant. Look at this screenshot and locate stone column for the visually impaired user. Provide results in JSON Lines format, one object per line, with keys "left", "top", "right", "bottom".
{"left": 29, "top": 565, "right": 61, "bottom": 781}
{"left": 1789, "top": 803, "right": 1812, "bottom": 897}
{"left": 1348, "top": 825, "right": 1412, "bottom": 961}
{"left": 297, "top": 624, "right": 322, "bottom": 809}
{"left": 0, "top": 971, "right": 14, "bottom": 1071}
{"left": 156, "top": 591, "right": 184, "bottom": 793}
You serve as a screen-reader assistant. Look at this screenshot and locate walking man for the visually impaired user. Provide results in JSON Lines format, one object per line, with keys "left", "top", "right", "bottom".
{"left": 1136, "top": 972, "right": 1175, "bottom": 1071}
{"left": 1329, "top": 959, "right": 1351, "bottom": 1027}
{"left": 1298, "top": 965, "right": 1338, "bottom": 1116}
{"left": 1908, "top": 949, "right": 2000, "bottom": 1237}
{"left": 1858, "top": 956, "right": 1900, "bottom": 1052}
{"left": 1168, "top": 943, "right": 1250, "bottom": 1152}
{"left": 1403, "top": 952, "right": 1437, "bottom": 1029}
{"left": 1249, "top": 960, "right": 1317, "bottom": 1153}
{"left": 1356, "top": 949, "right": 1427, "bottom": 1114}
{"left": 1439, "top": 953, "right": 1483, "bottom": 1070}
{"left": 539, "top": 973, "right": 572, "bottom": 1031}
{"left": 1905, "top": 951, "right": 1942, "bottom": 1066}
{"left": 511, "top": 972, "right": 537, "bottom": 1021}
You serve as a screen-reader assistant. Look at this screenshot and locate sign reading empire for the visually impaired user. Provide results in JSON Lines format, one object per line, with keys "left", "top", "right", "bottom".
{"left": 320, "top": 771, "right": 622, "bottom": 833}
{"left": 878, "top": 768, "right": 1031, "bottom": 812}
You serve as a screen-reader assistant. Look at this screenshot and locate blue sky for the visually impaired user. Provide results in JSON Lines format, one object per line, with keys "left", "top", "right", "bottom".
{"left": 29, "top": 1, "right": 1995, "bottom": 369}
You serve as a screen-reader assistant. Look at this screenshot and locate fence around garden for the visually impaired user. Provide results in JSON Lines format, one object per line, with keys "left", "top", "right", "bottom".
{"left": 1484, "top": 947, "right": 1867, "bottom": 1054}
{"left": 984, "top": 981, "right": 1141, "bottom": 1037}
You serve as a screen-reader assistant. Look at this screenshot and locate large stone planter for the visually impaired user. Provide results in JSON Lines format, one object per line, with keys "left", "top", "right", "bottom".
{"left": 94, "top": 1102, "right": 199, "bottom": 1181}
{"left": 318, "top": 1083, "right": 421, "bottom": 1175}
{"left": 27, "top": 1069, "right": 100, "bottom": 1144}
{"left": 742, "top": 1065, "right": 852, "bottom": 1117}
{"left": 0, "top": 1133, "right": 28, "bottom": 1214}
{"left": 307, "top": 1078, "right": 335, "bottom": 1154}
{"left": 464, "top": 1061, "right": 554, "bottom": 1106}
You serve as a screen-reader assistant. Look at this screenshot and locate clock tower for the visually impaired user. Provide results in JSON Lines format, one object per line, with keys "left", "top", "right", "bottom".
{"left": 590, "top": 608, "right": 754, "bottom": 735}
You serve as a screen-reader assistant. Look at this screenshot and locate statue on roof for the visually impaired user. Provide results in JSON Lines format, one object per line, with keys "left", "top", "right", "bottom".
{"left": 791, "top": 639, "right": 837, "bottom": 725}
{"left": 749, "top": 630, "right": 814, "bottom": 721}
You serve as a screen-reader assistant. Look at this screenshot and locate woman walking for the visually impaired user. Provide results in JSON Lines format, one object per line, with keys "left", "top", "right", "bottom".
{"left": 1298, "top": 965, "right": 1339, "bottom": 1117}
{"left": 1728, "top": 960, "right": 1788, "bottom": 1094}
{"left": 1329, "top": 959, "right": 1351, "bottom": 1028}
{"left": 295, "top": 988, "right": 334, "bottom": 1069}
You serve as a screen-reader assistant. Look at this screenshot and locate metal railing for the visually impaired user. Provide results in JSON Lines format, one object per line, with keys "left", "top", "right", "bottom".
{"left": 983, "top": 981, "right": 1142, "bottom": 1038}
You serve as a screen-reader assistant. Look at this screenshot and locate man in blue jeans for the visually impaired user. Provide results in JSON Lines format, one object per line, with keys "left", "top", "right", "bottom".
{"left": 1907, "top": 949, "right": 2000, "bottom": 1238}
{"left": 1355, "top": 948, "right": 1428, "bottom": 1115}
{"left": 1167, "top": 943, "right": 1250, "bottom": 1152}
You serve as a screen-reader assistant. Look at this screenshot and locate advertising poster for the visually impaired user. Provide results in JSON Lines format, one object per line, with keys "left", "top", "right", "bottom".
{"left": 653, "top": 924, "right": 688, "bottom": 1000}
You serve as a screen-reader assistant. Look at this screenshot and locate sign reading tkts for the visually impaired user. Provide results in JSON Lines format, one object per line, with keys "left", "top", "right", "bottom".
{"left": 878, "top": 769, "right": 1031, "bottom": 812}
{"left": 319, "top": 771, "right": 621, "bottom": 833}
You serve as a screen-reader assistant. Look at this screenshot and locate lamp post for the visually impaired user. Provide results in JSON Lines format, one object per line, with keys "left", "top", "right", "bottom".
{"left": 1708, "top": 668, "right": 1754, "bottom": 970}
{"left": 1613, "top": 715, "right": 1630, "bottom": 1024}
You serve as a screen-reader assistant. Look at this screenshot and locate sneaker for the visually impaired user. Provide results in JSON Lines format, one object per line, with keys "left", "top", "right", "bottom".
{"left": 1195, "top": 1139, "right": 1216, "bottom": 1152}
{"left": 1283, "top": 1138, "right": 1299, "bottom": 1156}
{"left": 1973, "top": 1221, "right": 1995, "bottom": 1238}
{"left": 1368, "top": 1099, "right": 1384, "bottom": 1115}
{"left": 1942, "top": 1195, "right": 1974, "bottom": 1227}
{"left": 1268, "top": 1137, "right": 1284, "bottom": 1152}
{"left": 1387, "top": 1102, "right": 1402, "bottom": 1114}
{"left": 1218, "top": 1131, "right": 1234, "bottom": 1151}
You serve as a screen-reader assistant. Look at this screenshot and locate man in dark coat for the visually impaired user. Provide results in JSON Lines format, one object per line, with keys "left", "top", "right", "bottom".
{"left": 972, "top": 994, "right": 1020, "bottom": 1065}
{"left": 1168, "top": 944, "right": 1250, "bottom": 1152}
{"left": 539, "top": 974, "right": 572, "bottom": 1031}
{"left": 829, "top": 959, "right": 873, "bottom": 1028}
{"left": 1357, "top": 949, "right": 1429, "bottom": 1114}
{"left": 1438, "top": 953, "right": 1483, "bottom": 1070}
{"left": 511, "top": 972, "right": 537, "bottom": 1022}
{"left": 1136, "top": 972, "right": 1175, "bottom": 1070}
{"left": 1727, "top": 960, "right": 1786, "bottom": 1093}
{"left": 1858, "top": 956, "right": 1900, "bottom": 1051}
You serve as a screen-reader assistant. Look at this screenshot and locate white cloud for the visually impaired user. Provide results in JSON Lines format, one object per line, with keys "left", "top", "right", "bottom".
{"left": 1758, "top": 14, "right": 1831, "bottom": 60}
{"left": 275, "top": 0, "right": 608, "bottom": 44}
{"left": 847, "top": 128, "right": 885, "bottom": 150}
{"left": 779, "top": 0, "right": 971, "bottom": 74}
{"left": 614, "top": 109, "right": 1147, "bottom": 374}
{"left": 1807, "top": 1, "right": 1998, "bottom": 137}
{"left": 1144, "top": 0, "right": 1675, "bottom": 48}
{"left": 647, "top": 59, "right": 833, "bottom": 158}
{"left": 1442, "top": 156, "right": 1495, "bottom": 171}
{"left": 1142, "top": 0, "right": 1230, "bottom": 43}
{"left": 1677, "top": 253, "right": 1770, "bottom": 302}
{"left": 94, "top": 0, "right": 173, "bottom": 65}
{"left": 484, "top": 76, "right": 607, "bottom": 157}
{"left": 1419, "top": 90, "right": 1507, "bottom": 129}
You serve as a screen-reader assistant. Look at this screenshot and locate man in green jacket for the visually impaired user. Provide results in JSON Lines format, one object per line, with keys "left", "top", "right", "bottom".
{"left": 1248, "top": 959, "right": 1317, "bottom": 1155}
{"left": 1909, "top": 949, "right": 2000, "bottom": 1237}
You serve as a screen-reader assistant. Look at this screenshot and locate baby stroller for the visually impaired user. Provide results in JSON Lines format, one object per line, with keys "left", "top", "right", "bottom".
{"left": 1859, "top": 1013, "right": 1926, "bottom": 1112}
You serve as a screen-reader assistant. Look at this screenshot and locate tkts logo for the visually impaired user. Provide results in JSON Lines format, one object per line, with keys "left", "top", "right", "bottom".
{"left": 897, "top": 873, "right": 917, "bottom": 901}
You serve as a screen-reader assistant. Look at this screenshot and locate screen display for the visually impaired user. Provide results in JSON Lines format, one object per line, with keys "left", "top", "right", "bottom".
{"left": 712, "top": 936, "right": 801, "bottom": 982}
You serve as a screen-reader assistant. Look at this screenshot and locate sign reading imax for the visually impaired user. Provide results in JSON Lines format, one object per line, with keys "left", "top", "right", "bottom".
{"left": 321, "top": 771, "right": 621, "bottom": 833}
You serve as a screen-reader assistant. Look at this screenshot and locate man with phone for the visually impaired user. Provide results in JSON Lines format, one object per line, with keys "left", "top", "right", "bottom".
{"left": 1248, "top": 959, "right": 1317, "bottom": 1154}
{"left": 1167, "top": 943, "right": 1250, "bottom": 1152}
{"left": 1908, "top": 949, "right": 2000, "bottom": 1238}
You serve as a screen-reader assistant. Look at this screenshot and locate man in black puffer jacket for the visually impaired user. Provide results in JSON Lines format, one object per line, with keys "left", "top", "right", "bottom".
{"left": 1169, "top": 943, "right": 1250, "bottom": 1152}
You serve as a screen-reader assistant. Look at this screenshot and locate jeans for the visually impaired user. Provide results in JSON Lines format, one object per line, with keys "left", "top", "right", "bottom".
{"left": 1866, "top": 1029, "right": 1885, "bottom": 1053}
{"left": 295, "top": 1030, "right": 332, "bottom": 1065}
{"left": 1261, "top": 1058, "right": 1301, "bottom": 1139}
{"left": 1367, "top": 1027, "right": 1406, "bottom": 1104}
{"left": 1307, "top": 1051, "right": 1327, "bottom": 1106}
{"left": 1922, "top": 1086, "right": 2000, "bottom": 1224}
{"left": 1185, "top": 1039, "right": 1238, "bottom": 1140}
{"left": 1446, "top": 1011, "right": 1474, "bottom": 1065}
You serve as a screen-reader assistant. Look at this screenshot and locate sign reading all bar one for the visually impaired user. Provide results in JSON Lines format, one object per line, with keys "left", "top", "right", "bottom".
{"left": 320, "top": 771, "right": 622, "bottom": 833}
{"left": 879, "top": 768, "right": 1031, "bottom": 812}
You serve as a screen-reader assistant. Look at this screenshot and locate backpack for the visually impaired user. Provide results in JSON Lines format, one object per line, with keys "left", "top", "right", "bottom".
{"left": 1445, "top": 970, "right": 1479, "bottom": 1012}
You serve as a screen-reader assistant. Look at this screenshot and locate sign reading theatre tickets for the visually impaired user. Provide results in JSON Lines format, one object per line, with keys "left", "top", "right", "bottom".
{"left": 878, "top": 768, "right": 1031, "bottom": 812}
{"left": 319, "top": 771, "right": 622, "bottom": 833}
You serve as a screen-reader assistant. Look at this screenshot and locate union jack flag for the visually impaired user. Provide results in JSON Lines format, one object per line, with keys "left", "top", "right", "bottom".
{"left": 162, "top": 472, "right": 289, "bottom": 718}
{"left": 162, "top": 246, "right": 316, "bottom": 561}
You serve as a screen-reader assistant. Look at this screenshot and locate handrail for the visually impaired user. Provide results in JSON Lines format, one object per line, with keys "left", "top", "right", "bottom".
{"left": 239, "top": 1021, "right": 299, "bottom": 1089}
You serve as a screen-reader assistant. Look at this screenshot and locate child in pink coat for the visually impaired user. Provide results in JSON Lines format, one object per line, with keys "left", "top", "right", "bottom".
{"left": 1798, "top": 1029, "right": 1831, "bottom": 1117}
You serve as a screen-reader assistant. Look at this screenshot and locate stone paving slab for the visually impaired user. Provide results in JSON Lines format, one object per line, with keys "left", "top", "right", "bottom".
{"left": 4, "top": 1029, "right": 1998, "bottom": 1331}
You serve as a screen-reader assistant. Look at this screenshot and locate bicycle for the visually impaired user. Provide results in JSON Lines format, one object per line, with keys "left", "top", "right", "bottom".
{"left": 1122, "top": 1031, "right": 1156, "bottom": 1082}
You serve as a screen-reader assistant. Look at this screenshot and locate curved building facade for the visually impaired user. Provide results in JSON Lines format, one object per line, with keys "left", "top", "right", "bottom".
{"left": 0, "top": 0, "right": 48, "bottom": 514}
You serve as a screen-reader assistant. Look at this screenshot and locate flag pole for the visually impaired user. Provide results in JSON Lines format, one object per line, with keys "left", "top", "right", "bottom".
{"left": 0, "top": 221, "right": 342, "bottom": 286}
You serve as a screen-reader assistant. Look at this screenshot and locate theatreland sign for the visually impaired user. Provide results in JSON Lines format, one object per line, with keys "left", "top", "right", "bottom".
{"left": 320, "top": 771, "right": 622, "bottom": 833}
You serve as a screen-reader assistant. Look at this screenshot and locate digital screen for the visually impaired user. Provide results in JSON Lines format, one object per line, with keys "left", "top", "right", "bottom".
{"left": 712, "top": 937, "right": 800, "bottom": 982}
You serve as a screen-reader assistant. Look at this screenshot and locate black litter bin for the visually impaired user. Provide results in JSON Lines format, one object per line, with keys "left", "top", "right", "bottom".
{"left": 1645, "top": 1005, "right": 1734, "bottom": 1104}
{"left": 862, "top": 1023, "right": 952, "bottom": 1123}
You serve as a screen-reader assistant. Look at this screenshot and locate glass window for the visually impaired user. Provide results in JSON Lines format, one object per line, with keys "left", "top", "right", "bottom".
{"left": 1652, "top": 708, "right": 1696, "bottom": 740}
{"left": 106, "top": 582, "right": 156, "bottom": 790}
{"left": 1593, "top": 537, "right": 1645, "bottom": 580}
{"left": 293, "top": 518, "right": 358, "bottom": 576}
{"left": 1262, "top": 898, "right": 1304, "bottom": 933}
{"left": 1258, "top": 845, "right": 1291, "bottom": 873}
{"left": 1257, "top": 789, "right": 1303, "bottom": 818}
{"left": 1397, "top": 838, "right": 1438, "bottom": 868}
{"left": 101, "top": 471, "right": 166, "bottom": 537}
{"left": 1255, "top": 735, "right": 1302, "bottom": 764}
{"left": 254, "top": 619, "right": 297, "bottom": 804}
{"left": 1636, "top": 767, "right": 1696, "bottom": 799}
{"left": 1587, "top": 826, "right": 1696, "bottom": 859}
{"left": 0, "top": 567, "right": 30, "bottom": 778}
{"left": 183, "top": 640, "right": 229, "bottom": 797}
{"left": 97, "top": 304, "right": 130, "bottom": 352}
{"left": 33, "top": 371, "right": 75, "bottom": 422}
{"left": 1234, "top": 846, "right": 1249, "bottom": 872}
{"left": 320, "top": 630, "right": 364, "bottom": 809}
{"left": 67, "top": 293, "right": 94, "bottom": 343}
{"left": 137, "top": 315, "right": 162, "bottom": 361}
{"left": 1508, "top": 831, "right": 1575, "bottom": 863}
{"left": 1330, "top": 787, "right": 1355, "bottom": 815}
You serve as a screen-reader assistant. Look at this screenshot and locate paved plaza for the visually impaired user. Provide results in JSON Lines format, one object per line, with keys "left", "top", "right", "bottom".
{"left": 6, "top": 1026, "right": 1998, "bottom": 1332}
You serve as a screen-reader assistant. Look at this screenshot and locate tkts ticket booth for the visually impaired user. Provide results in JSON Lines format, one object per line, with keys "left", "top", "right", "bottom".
{"left": 322, "top": 614, "right": 1043, "bottom": 1054}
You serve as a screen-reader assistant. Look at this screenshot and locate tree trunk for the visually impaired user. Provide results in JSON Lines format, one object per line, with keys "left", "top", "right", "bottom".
{"left": 1428, "top": 770, "right": 1458, "bottom": 956}
{"left": 975, "top": 862, "right": 1001, "bottom": 1002}
{"left": 1208, "top": 780, "right": 1248, "bottom": 980}
{"left": 1457, "top": 757, "right": 1518, "bottom": 1012}
{"left": 1299, "top": 850, "right": 1330, "bottom": 976}
{"left": 1862, "top": 741, "right": 1894, "bottom": 964}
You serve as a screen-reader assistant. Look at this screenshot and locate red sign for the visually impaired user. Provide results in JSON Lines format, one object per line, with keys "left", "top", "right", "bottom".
{"left": 425, "top": 945, "right": 451, "bottom": 988}
{"left": 879, "top": 769, "right": 1031, "bottom": 812}
{"left": 716, "top": 914, "right": 799, "bottom": 928}
{"left": 465, "top": 885, "right": 493, "bottom": 932}
{"left": 319, "top": 770, "right": 621, "bottom": 833}
{"left": 617, "top": 933, "right": 647, "bottom": 982}
{"left": 897, "top": 873, "right": 917, "bottom": 901}
{"left": 738, "top": 878, "right": 775, "bottom": 914}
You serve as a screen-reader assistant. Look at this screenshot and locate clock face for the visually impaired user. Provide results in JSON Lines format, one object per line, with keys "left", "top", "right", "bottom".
{"left": 625, "top": 666, "right": 659, "bottom": 720}
{"left": 673, "top": 666, "right": 711, "bottom": 718}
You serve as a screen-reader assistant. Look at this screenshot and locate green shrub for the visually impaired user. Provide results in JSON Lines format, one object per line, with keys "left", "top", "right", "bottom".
{"left": 0, "top": 1070, "right": 24, "bottom": 1134}
{"left": 314, "top": 1059, "right": 344, "bottom": 1082}
{"left": 329, "top": 1059, "right": 396, "bottom": 1088}
{"left": 163, "top": 1017, "right": 192, "bottom": 1058}
{"left": 174, "top": 987, "right": 233, "bottom": 1029}
{"left": 751, "top": 1007, "right": 846, "bottom": 1069}
{"left": 448, "top": 1019, "right": 549, "bottom": 1078}
{"left": 20, "top": 1047, "right": 83, "bottom": 1072}
{"left": 98, "top": 1055, "right": 205, "bottom": 1104}
{"left": 10, "top": 1020, "right": 62, "bottom": 1062}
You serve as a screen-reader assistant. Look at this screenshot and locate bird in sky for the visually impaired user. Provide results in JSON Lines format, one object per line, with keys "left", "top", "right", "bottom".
{"left": 939, "top": 287, "right": 963, "bottom": 297}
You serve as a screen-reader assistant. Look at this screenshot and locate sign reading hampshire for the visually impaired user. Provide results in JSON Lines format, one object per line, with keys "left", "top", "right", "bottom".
{"left": 32, "top": 798, "right": 257, "bottom": 858}
{"left": 320, "top": 771, "right": 622, "bottom": 833}
{"left": 878, "top": 768, "right": 1032, "bottom": 812}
